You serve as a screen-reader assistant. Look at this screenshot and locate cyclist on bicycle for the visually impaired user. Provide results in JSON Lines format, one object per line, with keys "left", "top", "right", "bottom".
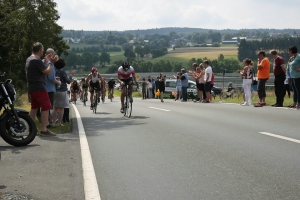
{"left": 108, "top": 77, "right": 116, "bottom": 99}
{"left": 70, "top": 79, "right": 79, "bottom": 102}
{"left": 118, "top": 62, "right": 138, "bottom": 113}
{"left": 80, "top": 77, "right": 88, "bottom": 100}
{"left": 86, "top": 67, "right": 104, "bottom": 110}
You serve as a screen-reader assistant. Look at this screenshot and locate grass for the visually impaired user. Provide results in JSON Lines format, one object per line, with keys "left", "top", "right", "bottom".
{"left": 211, "top": 90, "right": 293, "bottom": 107}
{"left": 14, "top": 93, "right": 72, "bottom": 134}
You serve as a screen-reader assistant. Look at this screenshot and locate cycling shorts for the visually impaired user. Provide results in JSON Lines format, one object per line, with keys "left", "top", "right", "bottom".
{"left": 89, "top": 81, "right": 101, "bottom": 93}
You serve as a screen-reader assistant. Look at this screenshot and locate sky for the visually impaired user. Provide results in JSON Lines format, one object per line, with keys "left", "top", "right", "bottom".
{"left": 54, "top": 0, "right": 300, "bottom": 31}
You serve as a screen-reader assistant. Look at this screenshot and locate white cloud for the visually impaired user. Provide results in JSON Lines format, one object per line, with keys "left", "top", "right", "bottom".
{"left": 54, "top": 0, "right": 300, "bottom": 31}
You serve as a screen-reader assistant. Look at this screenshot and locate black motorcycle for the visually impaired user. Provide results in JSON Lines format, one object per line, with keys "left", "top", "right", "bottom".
{"left": 0, "top": 57, "right": 37, "bottom": 146}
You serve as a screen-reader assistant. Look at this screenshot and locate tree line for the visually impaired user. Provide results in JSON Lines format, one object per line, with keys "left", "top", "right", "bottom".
{"left": 238, "top": 37, "right": 300, "bottom": 62}
{"left": 0, "top": 0, "right": 69, "bottom": 92}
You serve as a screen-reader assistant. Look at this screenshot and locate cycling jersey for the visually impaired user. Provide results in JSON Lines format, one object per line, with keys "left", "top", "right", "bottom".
{"left": 108, "top": 80, "right": 115, "bottom": 89}
{"left": 90, "top": 73, "right": 100, "bottom": 83}
{"left": 118, "top": 66, "right": 135, "bottom": 80}
{"left": 71, "top": 83, "right": 79, "bottom": 91}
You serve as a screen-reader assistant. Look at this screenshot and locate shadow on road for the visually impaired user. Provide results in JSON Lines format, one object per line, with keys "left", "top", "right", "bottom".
{"left": 0, "top": 144, "right": 40, "bottom": 154}
{"left": 82, "top": 116, "right": 148, "bottom": 136}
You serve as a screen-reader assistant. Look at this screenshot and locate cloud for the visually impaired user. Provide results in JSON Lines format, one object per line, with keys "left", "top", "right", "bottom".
{"left": 54, "top": 0, "right": 300, "bottom": 31}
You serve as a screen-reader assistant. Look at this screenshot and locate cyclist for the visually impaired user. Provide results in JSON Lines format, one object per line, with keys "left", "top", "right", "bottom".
{"left": 107, "top": 77, "right": 116, "bottom": 99}
{"left": 70, "top": 79, "right": 79, "bottom": 102}
{"left": 86, "top": 67, "right": 104, "bottom": 110}
{"left": 80, "top": 77, "right": 88, "bottom": 101}
{"left": 118, "top": 62, "right": 138, "bottom": 113}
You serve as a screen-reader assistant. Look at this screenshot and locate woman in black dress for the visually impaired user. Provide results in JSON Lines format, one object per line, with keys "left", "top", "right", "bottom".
{"left": 159, "top": 73, "right": 166, "bottom": 102}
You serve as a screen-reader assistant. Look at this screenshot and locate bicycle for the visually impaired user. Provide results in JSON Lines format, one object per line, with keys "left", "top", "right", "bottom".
{"left": 82, "top": 88, "right": 88, "bottom": 106}
{"left": 123, "top": 83, "right": 136, "bottom": 118}
{"left": 108, "top": 88, "right": 113, "bottom": 102}
{"left": 91, "top": 87, "right": 99, "bottom": 114}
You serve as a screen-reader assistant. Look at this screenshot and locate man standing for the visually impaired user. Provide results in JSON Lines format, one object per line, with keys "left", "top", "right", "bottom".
{"left": 270, "top": 50, "right": 285, "bottom": 107}
{"left": 181, "top": 68, "right": 188, "bottom": 102}
{"left": 25, "top": 42, "right": 58, "bottom": 136}
{"left": 254, "top": 51, "right": 270, "bottom": 107}
{"left": 203, "top": 60, "right": 212, "bottom": 103}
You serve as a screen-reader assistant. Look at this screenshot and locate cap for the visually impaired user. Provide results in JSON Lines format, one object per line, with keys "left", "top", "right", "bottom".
{"left": 257, "top": 51, "right": 266, "bottom": 56}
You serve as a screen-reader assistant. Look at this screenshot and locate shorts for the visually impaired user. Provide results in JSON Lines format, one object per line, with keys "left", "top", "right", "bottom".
{"left": 204, "top": 82, "right": 211, "bottom": 92}
{"left": 89, "top": 81, "right": 101, "bottom": 92}
{"left": 53, "top": 91, "right": 69, "bottom": 108}
{"left": 176, "top": 86, "right": 182, "bottom": 92}
{"left": 198, "top": 83, "right": 205, "bottom": 92}
{"left": 121, "top": 77, "right": 133, "bottom": 86}
{"left": 29, "top": 90, "right": 52, "bottom": 111}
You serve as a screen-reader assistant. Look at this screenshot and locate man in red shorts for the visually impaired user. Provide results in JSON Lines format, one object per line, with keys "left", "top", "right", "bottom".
{"left": 25, "top": 42, "right": 58, "bottom": 136}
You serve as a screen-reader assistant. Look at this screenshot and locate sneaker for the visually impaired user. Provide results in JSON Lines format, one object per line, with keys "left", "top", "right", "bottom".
{"left": 120, "top": 108, "right": 124, "bottom": 113}
{"left": 241, "top": 102, "right": 249, "bottom": 106}
{"left": 40, "top": 130, "right": 56, "bottom": 136}
{"left": 254, "top": 102, "right": 263, "bottom": 107}
{"left": 240, "top": 102, "right": 245, "bottom": 105}
{"left": 46, "top": 124, "right": 56, "bottom": 129}
{"left": 271, "top": 104, "right": 278, "bottom": 107}
{"left": 261, "top": 102, "right": 266, "bottom": 106}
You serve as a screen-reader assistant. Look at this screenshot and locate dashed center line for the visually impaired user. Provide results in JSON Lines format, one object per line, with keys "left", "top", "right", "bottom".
{"left": 149, "top": 107, "right": 170, "bottom": 112}
{"left": 259, "top": 132, "right": 300, "bottom": 144}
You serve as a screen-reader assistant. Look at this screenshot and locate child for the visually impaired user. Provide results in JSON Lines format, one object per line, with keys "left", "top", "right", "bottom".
{"left": 63, "top": 90, "right": 71, "bottom": 123}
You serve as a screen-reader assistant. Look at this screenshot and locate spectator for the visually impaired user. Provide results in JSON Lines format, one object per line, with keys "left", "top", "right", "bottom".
{"left": 238, "top": 58, "right": 253, "bottom": 106}
{"left": 141, "top": 78, "right": 147, "bottom": 99}
{"left": 254, "top": 51, "right": 270, "bottom": 107}
{"left": 173, "top": 72, "right": 182, "bottom": 101}
{"left": 62, "top": 90, "right": 70, "bottom": 123}
{"left": 284, "top": 76, "right": 291, "bottom": 99}
{"left": 147, "top": 78, "right": 153, "bottom": 99}
{"left": 189, "top": 63, "right": 200, "bottom": 102}
{"left": 152, "top": 78, "right": 156, "bottom": 98}
{"left": 203, "top": 60, "right": 212, "bottom": 103}
{"left": 155, "top": 77, "right": 160, "bottom": 98}
{"left": 210, "top": 69, "right": 215, "bottom": 101}
{"left": 287, "top": 46, "right": 300, "bottom": 109}
{"left": 36, "top": 48, "right": 61, "bottom": 128}
{"left": 52, "top": 59, "right": 74, "bottom": 126}
{"left": 190, "top": 66, "right": 205, "bottom": 102}
{"left": 270, "top": 50, "right": 286, "bottom": 107}
{"left": 25, "top": 42, "right": 58, "bottom": 136}
{"left": 181, "top": 68, "right": 188, "bottom": 102}
{"left": 159, "top": 73, "right": 166, "bottom": 102}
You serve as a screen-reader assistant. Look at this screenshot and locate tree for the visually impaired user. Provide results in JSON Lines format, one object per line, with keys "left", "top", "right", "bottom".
{"left": 124, "top": 49, "right": 136, "bottom": 59}
{"left": 99, "top": 52, "right": 111, "bottom": 65}
{"left": 0, "top": 0, "right": 69, "bottom": 90}
{"left": 134, "top": 45, "right": 144, "bottom": 58}
{"left": 122, "top": 43, "right": 133, "bottom": 51}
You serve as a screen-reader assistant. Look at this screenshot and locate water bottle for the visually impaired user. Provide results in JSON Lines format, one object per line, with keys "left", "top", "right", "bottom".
{"left": 56, "top": 77, "right": 61, "bottom": 90}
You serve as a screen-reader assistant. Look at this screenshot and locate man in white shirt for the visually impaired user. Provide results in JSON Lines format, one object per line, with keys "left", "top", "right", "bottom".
{"left": 203, "top": 60, "right": 212, "bottom": 103}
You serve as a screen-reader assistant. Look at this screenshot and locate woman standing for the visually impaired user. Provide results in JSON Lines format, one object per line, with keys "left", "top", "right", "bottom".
{"left": 52, "top": 59, "right": 74, "bottom": 126}
{"left": 173, "top": 73, "right": 182, "bottom": 101}
{"left": 159, "top": 73, "right": 166, "bottom": 102}
{"left": 238, "top": 58, "right": 253, "bottom": 106}
{"left": 288, "top": 46, "right": 300, "bottom": 109}
{"left": 141, "top": 78, "right": 147, "bottom": 100}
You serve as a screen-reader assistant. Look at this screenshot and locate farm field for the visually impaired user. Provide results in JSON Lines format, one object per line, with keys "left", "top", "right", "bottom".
{"left": 151, "top": 47, "right": 238, "bottom": 65}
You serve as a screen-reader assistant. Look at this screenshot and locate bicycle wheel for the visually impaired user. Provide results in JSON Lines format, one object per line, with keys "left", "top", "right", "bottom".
{"left": 126, "top": 95, "right": 132, "bottom": 118}
{"left": 83, "top": 93, "right": 87, "bottom": 106}
{"left": 93, "top": 93, "right": 98, "bottom": 113}
{"left": 123, "top": 91, "right": 128, "bottom": 116}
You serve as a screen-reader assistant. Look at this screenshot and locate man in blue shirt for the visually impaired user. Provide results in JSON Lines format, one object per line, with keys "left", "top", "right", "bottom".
{"left": 181, "top": 68, "right": 188, "bottom": 102}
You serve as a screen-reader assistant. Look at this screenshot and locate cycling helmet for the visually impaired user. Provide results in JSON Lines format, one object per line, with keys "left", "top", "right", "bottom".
{"left": 91, "top": 67, "right": 98, "bottom": 73}
{"left": 122, "top": 62, "right": 130, "bottom": 71}
{"left": 229, "top": 82, "right": 232, "bottom": 85}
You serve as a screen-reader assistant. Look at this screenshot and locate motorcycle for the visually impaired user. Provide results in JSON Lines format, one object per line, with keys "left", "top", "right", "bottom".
{"left": 0, "top": 57, "right": 37, "bottom": 147}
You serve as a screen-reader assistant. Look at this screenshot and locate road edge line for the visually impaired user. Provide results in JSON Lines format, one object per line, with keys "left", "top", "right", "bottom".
{"left": 72, "top": 104, "right": 101, "bottom": 200}
{"left": 259, "top": 132, "right": 300, "bottom": 144}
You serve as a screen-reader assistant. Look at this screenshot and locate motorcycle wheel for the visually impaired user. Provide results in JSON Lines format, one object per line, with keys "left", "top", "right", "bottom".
{"left": 0, "top": 112, "right": 37, "bottom": 147}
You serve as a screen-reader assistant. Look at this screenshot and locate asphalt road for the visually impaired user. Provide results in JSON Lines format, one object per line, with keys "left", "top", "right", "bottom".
{"left": 74, "top": 97, "right": 300, "bottom": 200}
{"left": 1, "top": 96, "right": 299, "bottom": 200}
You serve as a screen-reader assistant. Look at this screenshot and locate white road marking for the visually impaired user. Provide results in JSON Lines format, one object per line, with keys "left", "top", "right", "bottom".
{"left": 72, "top": 104, "right": 101, "bottom": 200}
{"left": 149, "top": 107, "right": 170, "bottom": 112}
{"left": 259, "top": 132, "right": 300, "bottom": 144}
